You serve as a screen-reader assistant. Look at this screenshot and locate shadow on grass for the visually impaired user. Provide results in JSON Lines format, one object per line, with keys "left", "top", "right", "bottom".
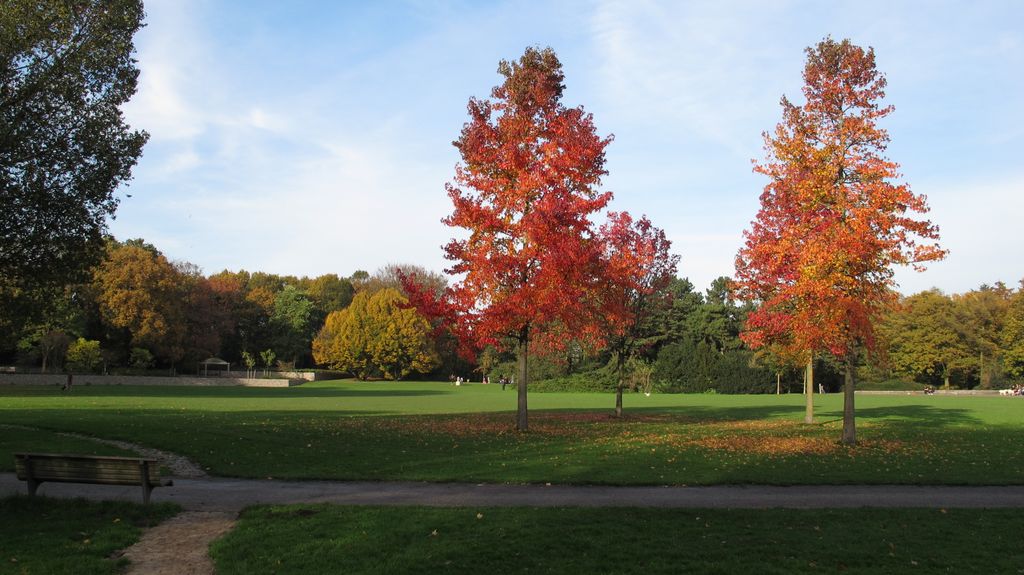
{"left": 3, "top": 403, "right": 1021, "bottom": 485}
{"left": 0, "top": 386, "right": 451, "bottom": 399}
{"left": 816, "top": 404, "right": 983, "bottom": 427}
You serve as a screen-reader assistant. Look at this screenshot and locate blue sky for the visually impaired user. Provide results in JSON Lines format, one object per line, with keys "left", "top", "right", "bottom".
{"left": 113, "top": 0, "right": 1024, "bottom": 295}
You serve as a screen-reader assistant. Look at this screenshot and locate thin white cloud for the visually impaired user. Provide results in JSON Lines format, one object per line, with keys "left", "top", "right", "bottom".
{"left": 588, "top": 0, "right": 793, "bottom": 156}
{"left": 122, "top": 0, "right": 208, "bottom": 143}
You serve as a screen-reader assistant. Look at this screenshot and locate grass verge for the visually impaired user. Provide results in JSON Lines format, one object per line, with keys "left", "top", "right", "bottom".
{"left": 210, "top": 505, "right": 1024, "bottom": 574}
{"left": 0, "top": 496, "right": 179, "bottom": 575}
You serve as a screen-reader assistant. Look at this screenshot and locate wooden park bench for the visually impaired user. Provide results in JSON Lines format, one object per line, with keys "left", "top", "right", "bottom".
{"left": 14, "top": 453, "right": 173, "bottom": 504}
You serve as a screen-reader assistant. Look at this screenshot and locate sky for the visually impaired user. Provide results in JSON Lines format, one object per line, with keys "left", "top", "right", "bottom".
{"left": 112, "top": 0, "right": 1024, "bottom": 296}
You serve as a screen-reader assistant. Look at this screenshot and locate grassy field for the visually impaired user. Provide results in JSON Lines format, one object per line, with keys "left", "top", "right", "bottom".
{"left": 1, "top": 381, "right": 1022, "bottom": 485}
{"left": 0, "top": 496, "right": 178, "bottom": 575}
{"left": 210, "top": 505, "right": 1024, "bottom": 574}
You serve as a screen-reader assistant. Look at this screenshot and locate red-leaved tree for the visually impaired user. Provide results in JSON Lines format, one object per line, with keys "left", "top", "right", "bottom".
{"left": 416, "top": 46, "right": 614, "bottom": 431}
{"left": 734, "top": 38, "right": 945, "bottom": 444}
{"left": 599, "top": 212, "right": 678, "bottom": 417}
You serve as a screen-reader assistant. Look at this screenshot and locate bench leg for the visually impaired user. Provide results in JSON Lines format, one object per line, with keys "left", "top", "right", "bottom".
{"left": 140, "top": 460, "right": 152, "bottom": 504}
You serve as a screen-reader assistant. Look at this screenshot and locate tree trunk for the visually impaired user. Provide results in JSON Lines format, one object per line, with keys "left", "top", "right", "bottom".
{"left": 614, "top": 353, "right": 625, "bottom": 418}
{"left": 516, "top": 329, "right": 529, "bottom": 432}
{"left": 776, "top": 372, "right": 781, "bottom": 395}
{"left": 804, "top": 356, "right": 814, "bottom": 424}
{"left": 842, "top": 356, "right": 856, "bottom": 445}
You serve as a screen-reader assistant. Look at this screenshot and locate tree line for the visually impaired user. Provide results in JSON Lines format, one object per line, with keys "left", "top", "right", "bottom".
{"left": 5, "top": 233, "right": 1021, "bottom": 392}
{"left": 2, "top": 237, "right": 464, "bottom": 378}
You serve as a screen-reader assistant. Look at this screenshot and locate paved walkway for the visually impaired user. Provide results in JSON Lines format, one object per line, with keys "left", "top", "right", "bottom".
{"left": 5, "top": 473, "right": 1024, "bottom": 512}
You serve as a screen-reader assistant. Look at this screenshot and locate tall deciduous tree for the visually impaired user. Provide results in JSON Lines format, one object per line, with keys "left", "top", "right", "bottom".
{"left": 93, "top": 241, "right": 186, "bottom": 365}
{"left": 1003, "top": 283, "right": 1024, "bottom": 379}
{"left": 270, "top": 285, "right": 315, "bottom": 366}
{"left": 424, "top": 46, "right": 613, "bottom": 431}
{"left": 879, "top": 290, "right": 972, "bottom": 388}
{"left": 1, "top": 0, "right": 147, "bottom": 296}
{"left": 734, "top": 38, "right": 944, "bottom": 444}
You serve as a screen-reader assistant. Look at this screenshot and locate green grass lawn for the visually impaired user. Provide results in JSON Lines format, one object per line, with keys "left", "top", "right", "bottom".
{"left": 210, "top": 505, "right": 1024, "bottom": 574}
{"left": 0, "top": 496, "right": 178, "bottom": 575}
{"left": 2, "top": 381, "right": 1022, "bottom": 485}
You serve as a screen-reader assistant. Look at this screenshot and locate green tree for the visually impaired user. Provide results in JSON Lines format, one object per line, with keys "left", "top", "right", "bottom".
{"left": 241, "top": 350, "right": 257, "bottom": 379}
{"left": 17, "top": 328, "right": 70, "bottom": 372}
{"left": 66, "top": 338, "right": 102, "bottom": 373}
{"left": 0, "top": 0, "right": 147, "bottom": 298}
{"left": 305, "top": 274, "right": 354, "bottom": 317}
{"left": 879, "top": 290, "right": 972, "bottom": 387}
{"left": 260, "top": 349, "right": 276, "bottom": 376}
{"left": 129, "top": 347, "right": 154, "bottom": 369}
{"left": 953, "top": 285, "right": 1011, "bottom": 387}
{"left": 689, "top": 277, "right": 745, "bottom": 353}
{"left": 655, "top": 277, "right": 704, "bottom": 346}
{"left": 1003, "top": 285, "right": 1024, "bottom": 379}
{"left": 270, "top": 285, "right": 315, "bottom": 365}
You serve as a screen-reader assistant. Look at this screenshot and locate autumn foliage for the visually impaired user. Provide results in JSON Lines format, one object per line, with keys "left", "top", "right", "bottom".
{"left": 734, "top": 38, "right": 945, "bottom": 443}
{"left": 313, "top": 288, "right": 438, "bottom": 380}
{"left": 410, "top": 46, "right": 617, "bottom": 430}
{"left": 598, "top": 212, "right": 679, "bottom": 415}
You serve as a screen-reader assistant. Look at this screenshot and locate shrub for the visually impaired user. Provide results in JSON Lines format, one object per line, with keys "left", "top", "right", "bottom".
{"left": 129, "top": 347, "right": 155, "bottom": 369}
{"left": 653, "top": 340, "right": 776, "bottom": 394}
{"left": 530, "top": 369, "right": 617, "bottom": 392}
{"left": 65, "top": 338, "right": 103, "bottom": 373}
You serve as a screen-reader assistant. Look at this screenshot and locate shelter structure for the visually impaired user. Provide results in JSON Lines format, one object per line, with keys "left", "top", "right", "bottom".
{"left": 199, "top": 357, "right": 231, "bottom": 377}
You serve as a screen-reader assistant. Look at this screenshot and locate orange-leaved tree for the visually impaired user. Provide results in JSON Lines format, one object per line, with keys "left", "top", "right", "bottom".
{"left": 411, "top": 46, "right": 614, "bottom": 431}
{"left": 93, "top": 240, "right": 186, "bottom": 366}
{"left": 734, "top": 38, "right": 945, "bottom": 444}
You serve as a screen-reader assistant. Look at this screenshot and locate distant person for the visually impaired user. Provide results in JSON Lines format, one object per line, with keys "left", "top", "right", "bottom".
{"left": 61, "top": 373, "right": 73, "bottom": 392}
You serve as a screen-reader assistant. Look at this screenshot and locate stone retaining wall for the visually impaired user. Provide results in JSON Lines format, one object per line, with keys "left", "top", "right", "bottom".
{"left": 276, "top": 371, "right": 348, "bottom": 381}
{"left": 855, "top": 389, "right": 1003, "bottom": 396}
{"left": 0, "top": 374, "right": 299, "bottom": 387}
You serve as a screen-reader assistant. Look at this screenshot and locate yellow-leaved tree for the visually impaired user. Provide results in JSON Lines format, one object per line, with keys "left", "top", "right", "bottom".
{"left": 313, "top": 288, "right": 437, "bottom": 380}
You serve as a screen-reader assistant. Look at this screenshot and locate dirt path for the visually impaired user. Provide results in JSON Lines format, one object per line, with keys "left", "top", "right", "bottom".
{"left": 121, "top": 511, "right": 235, "bottom": 575}
{"left": 3, "top": 425, "right": 215, "bottom": 573}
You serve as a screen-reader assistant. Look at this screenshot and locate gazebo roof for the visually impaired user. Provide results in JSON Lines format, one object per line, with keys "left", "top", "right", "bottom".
{"left": 200, "top": 357, "right": 230, "bottom": 366}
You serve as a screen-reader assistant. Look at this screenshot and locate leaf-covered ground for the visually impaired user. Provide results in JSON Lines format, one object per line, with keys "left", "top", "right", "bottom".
{"left": 1, "top": 382, "right": 1021, "bottom": 485}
